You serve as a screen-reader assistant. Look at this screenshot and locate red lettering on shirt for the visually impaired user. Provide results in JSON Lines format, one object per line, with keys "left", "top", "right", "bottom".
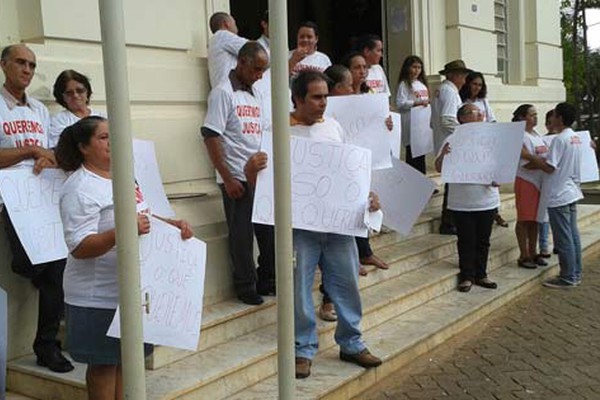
{"left": 3, "top": 119, "right": 44, "bottom": 135}
{"left": 366, "top": 80, "right": 384, "bottom": 90}
{"left": 236, "top": 105, "right": 261, "bottom": 118}
{"left": 534, "top": 145, "right": 548, "bottom": 155}
{"left": 570, "top": 136, "right": 582, "bottom": 145}
{"left": 242, "top": 121, "right": 262, "bottom": 135}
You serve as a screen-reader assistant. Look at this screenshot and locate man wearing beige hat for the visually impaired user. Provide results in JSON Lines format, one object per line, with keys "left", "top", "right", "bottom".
{"left": 431, "top": 59, "right": 472, "bottom": 235}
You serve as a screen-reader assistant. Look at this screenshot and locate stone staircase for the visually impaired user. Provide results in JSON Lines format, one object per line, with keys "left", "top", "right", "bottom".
{"left": 7, "top": 187, "right": 600, "bottom": 400}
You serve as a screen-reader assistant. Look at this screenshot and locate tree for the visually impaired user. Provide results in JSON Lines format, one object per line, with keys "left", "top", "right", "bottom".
{"left": 561, "top": 0, "right": 600, "bottom": 135}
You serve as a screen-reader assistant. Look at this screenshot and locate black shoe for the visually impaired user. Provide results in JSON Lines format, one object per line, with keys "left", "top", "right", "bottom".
{"left": 237, "top": 292, "right": 264, "bottom": 305}
{"left": 36, "top": 348, "right": 74, "bottom": 373}
{"left": 474, "top": 277, "right": 498, "bottom": 289}
{"left": 553, "top": 248, "right": 559, "bottom": 254}
{"left": 457, "top": 279, "right": 472, "bottom": 292}
{"left": 257, "top": 282, "right": 276, "bottom": 296}
{"left": 534, "top": 256, "right": 548, "bottom": 266}
{"left": 439, "top": 224, "right": 457, "bottom": 235}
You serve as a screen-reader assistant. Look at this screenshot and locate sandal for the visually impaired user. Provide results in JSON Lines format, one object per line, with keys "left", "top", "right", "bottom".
{"left": 518, "top": 258, "right": 537, "bottom": 269}
{"left": 360, "top": 254, "right": 389, "bottom": 270}
{"left": 458, "top": 279, "right": 473, "bottom": 292}
{"left": 495, "top": 214, "right": 509, "bottom": 228}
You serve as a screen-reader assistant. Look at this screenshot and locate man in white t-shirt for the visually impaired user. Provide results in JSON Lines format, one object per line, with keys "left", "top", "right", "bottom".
{"left": 0, "top": 44, "right": 73, "bottom": 373}
{"left": 288, "top": 71, "right": 382, "bottom": 379}
{"left": 207, "top": 12, "right": 248, "bottom": 89}
{"left": 529, "top": 103, "right": 584, "bottom": 288}
{"left": 201, "top": 42, "right": 274, "bottom": 306}
{"left": 431, "top": 59, "right": 472, "bottom": 235}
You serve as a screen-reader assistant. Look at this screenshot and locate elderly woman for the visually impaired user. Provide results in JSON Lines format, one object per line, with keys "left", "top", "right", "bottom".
{"left": 289, "top": 21, "right": 332, "bottom": 78}
{"left": 49, "top": 70, "right": 105, "bottom": 148}
{"left": 56, "top": 116, "right": 192, "bottom": 399}
{"left": 435, "top": 103, "right": 499, "bottom": 292}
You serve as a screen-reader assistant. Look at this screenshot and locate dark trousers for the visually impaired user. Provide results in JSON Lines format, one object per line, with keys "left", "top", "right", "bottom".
{"left": 254, "top": 223, "right": 275, "bottom": 289}
{"left": 219, "top": 183, "right": 274, "bottom": 295}
{"left": 355, "top": 237, "right": 373, "bottom": 259}
{"left": 405, "top": 145, "right": 426, "bottom": 174}
{"left": 1, "top": 208, "right": 65, "bottom": 355}
{"left": 441, "top": 183, "right": 454, "bottom": 227}
{"left": 453, "top": 209, "right": 496, "bottom": 281}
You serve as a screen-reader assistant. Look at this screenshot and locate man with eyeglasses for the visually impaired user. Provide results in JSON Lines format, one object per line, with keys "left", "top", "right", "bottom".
{"left": 0, "top": 44, "right": 73, "bottom": 373}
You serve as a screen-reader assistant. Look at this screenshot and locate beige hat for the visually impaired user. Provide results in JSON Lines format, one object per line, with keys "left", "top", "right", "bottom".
{"left": 438, "top": 59, "right": 472, "bottom": 75}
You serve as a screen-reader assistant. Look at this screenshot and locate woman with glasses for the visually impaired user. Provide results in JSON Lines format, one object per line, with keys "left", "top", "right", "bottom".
{"left": 49, "top": 69, "right": 105, "bottom": 148}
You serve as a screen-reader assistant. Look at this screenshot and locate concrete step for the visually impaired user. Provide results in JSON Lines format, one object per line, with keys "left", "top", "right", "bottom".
{"left": 8, "top": 204, "right": 600, "bottom": 400}
{"left": 145, "top": 193, "right": 518, "bottom": 370}
{"left": 229, "top": 219, "right": 600, "bottom": 399}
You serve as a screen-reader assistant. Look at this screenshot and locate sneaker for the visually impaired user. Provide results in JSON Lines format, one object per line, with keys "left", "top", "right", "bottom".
{"left": 542, "top": 277, "right": 576, "bottom": 289}
{"left": 475, "top": 277, "right": 498, "bottom": 289}
{"left": 339, "top": 349, "right": 382, "bottom": 368}
{"left": 318, "top": 302, "right": 337, "bottom": 322}
{"left": 457, "top": 279, "right": 472, "bottom": 292}
{"left": 36, "top": 347, "right": 74, "bottom": 373}
{"left": 237, "top": 292, "right": 264, "bottom": 305}
{"left": 295, "top": 357, "right": 311, "bottom": 379}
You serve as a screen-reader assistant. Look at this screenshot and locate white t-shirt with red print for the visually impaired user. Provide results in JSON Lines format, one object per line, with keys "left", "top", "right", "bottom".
{"left": 203, "top": 78, "right": 265, "bottom": 184}
{"left": 365, "top": 64, "right": 390, "bottom": 96}
{"left": 60, "top": 166, "right": 149, "bottom": 309}
{"left": 517, "top": 130, "right": 549, "bottom": 189}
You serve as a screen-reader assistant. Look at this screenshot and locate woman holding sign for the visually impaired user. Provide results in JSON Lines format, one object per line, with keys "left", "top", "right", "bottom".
{"left": 395, "top": 55, "right": 430, "bottom": 174}
{"left": 512, "top": 104, "right": 549, "bottom": 269}
{"left": 435, "top": 104, "right": 499, "bottom": 293}
{"left": 459, "top": 71, "right": 509, "bottom": 229}
{"left": 55, "top": 116, "right": 193, "bottom": 399}
{"left": 330, "top": 60, "right": 391, "bottom": 273}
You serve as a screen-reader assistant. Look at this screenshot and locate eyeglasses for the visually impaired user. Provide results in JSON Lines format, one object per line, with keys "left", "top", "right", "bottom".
{"left": 63, "top": 88, "right": 87, "bottom": 97}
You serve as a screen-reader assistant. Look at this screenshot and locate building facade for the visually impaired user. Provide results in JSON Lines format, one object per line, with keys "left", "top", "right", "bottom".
{"left": 0, "top": 0, "right": 563, "bottom": 360}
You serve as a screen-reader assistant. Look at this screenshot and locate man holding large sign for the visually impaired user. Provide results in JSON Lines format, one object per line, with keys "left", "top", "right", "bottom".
{"left": 0, "top": 44, "right": 72, "bottom": 372}
{"left": 287, "top": 71, "right": 381, "bottom": 379}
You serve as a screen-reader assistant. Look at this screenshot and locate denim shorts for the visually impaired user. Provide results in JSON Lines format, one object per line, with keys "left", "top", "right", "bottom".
{"left": 66, "top": 304, "right": 152, "bottom": 365}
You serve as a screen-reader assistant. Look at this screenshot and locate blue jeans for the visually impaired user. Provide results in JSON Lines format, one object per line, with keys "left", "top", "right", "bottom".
{"left": 548, "top": 202, "right": 582, "bottom": 284}
{"left": 293, "top": 229, "right": 366, "bottom": 360}
{"left": 538, "top": 222, "right": 550, "bottom": 253}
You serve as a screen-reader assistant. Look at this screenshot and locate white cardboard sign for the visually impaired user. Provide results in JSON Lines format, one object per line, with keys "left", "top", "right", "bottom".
{"left": 133, "top": 139, "right": 175, "bottom": 218}
{"left": 325, "top": 93, "right": 393, "bottom": 170}
{"left": 442, "top": 121, "right": 525, "bottom": 184}
{"left": 253, "top": 135, "right": 372, "bottom": 237}
{"left": 389, "top": 112, "right": 402, "bottom": 159}
{"left": 0, "top": 168, "right": 68, "bottom": 264}
{"left": 409, "top": 105, "right": 434, "bottom": 157}
{"left": 108, "top": 217, "right": 207, "bottom": 351}
{"left": 576, "top": 131, "right": 599, "bottom": 183}
{"left": 371, "top": 158, "right": 436, "bottom": 235}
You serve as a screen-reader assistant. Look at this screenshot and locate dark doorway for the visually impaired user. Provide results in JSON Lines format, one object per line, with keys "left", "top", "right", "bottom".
{"left": 230, "top": 0, "right": 382, "bottom": 63}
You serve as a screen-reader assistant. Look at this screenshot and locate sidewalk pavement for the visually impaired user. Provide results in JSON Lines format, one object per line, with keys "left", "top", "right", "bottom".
{"left": 364, "top": 252, "right": 600, "bottom": 400}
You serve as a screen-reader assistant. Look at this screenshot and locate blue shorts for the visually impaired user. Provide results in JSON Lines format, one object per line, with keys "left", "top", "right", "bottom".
{"left": 66, "top": 304, "right": 152, "bottom": 365}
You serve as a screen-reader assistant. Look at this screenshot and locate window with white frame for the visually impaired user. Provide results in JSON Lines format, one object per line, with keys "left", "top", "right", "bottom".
{"left": 495, "top": 0, "right": 509, "bottom": 83}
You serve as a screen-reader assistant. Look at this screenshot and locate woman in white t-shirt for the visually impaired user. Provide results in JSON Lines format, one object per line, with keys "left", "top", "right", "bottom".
{"left": 458, "top": 71, "right": 509, "bottom": 229}
{"left": 289, "top": 21, "right": 332, "bottom": 78}
{"left": 511, "top": 104, "right": 549, "bottom": 269}
{"left": 55, "top": 116, "right": 193, "bottom": 399}
{"left": 356, "top": 34, "right": 391, "bottom": 96}
{"left": 395, "top": 55, "right": 430, "bottom": 174}
{"left": 48, "top": 70, "right": 105, "bottom": 148}
{"left": 435, "top": 104, "right": 500, "bottom": 293}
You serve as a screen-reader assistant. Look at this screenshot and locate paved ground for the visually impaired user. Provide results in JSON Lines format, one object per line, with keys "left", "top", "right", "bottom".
{"left": 364, "top": 252, "right": 600, "bottom": 400}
